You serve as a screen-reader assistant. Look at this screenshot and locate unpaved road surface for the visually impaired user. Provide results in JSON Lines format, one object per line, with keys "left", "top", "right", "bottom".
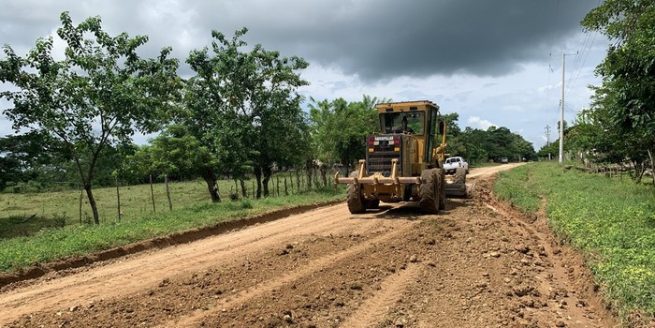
{"left": 0, "top": 163, "right": 618, "bottom": 328}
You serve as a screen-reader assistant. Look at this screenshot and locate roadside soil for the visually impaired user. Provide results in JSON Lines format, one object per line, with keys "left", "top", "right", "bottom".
{"left": 0, "top": 163, "right": 620, "bottom": 328}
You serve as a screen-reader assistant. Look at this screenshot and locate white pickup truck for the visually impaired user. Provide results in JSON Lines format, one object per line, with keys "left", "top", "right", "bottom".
{"left": 443, "top": 156, "right": 469, "bottom": 174}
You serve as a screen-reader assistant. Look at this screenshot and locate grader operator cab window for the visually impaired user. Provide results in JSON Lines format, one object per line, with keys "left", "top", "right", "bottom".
{"left": 380, "top": 112, "right": 424, "bottom": 134}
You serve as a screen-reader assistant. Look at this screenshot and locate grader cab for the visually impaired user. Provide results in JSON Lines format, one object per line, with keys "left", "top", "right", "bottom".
{"left": 334, "top": 100, "right": 467, "bottom": 214}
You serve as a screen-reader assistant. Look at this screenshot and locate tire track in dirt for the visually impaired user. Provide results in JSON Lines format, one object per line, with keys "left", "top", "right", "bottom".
{"left": 159, "top": 222, "right": 416, "bottom": 327}
{"left": 340, "top": 264, "right": 422, "bottom": 328}
{"left": 0, "top": 204, "right": 381, "bottom": 326}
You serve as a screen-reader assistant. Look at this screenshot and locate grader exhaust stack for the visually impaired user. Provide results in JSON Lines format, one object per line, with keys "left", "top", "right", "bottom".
{"left": 334, "top": 100, "right": 467, "bottom": 214}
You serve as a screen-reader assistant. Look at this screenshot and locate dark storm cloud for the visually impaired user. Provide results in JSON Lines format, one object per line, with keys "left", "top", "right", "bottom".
{"left": 0, "top": 0, "right": 597, "bottom": 80}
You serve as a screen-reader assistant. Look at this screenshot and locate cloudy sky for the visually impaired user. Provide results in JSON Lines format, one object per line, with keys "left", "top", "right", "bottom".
{"left": 0, "top": 0, "right": 609, "bottom": 148}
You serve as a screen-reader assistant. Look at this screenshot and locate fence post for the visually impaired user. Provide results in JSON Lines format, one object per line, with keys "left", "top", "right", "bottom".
{"left": 149, "top": 174, "right": 156, "bottom": 213}
{"left": 79, "top": 188, "right": 83, "bottom": 224}
{"left": 115, "top": 176, "right": 122, "bottom": 222}
{"left": 284, "top": 177, "right": 289, "bottom": 196}
{"left": 165, "top": 174, "right": 173, "bottom": 211}
{"left": 276, "top": 176, "right": 280, "bottom": 197}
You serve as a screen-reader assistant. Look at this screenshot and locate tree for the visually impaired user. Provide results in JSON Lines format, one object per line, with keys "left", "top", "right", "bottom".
{"left": 185, "top": 28, "right": 308, "bottom": 199}
{"left": 308, "top": 96, "right": 380, "bottom": 171}
{"left": 0, "top": 12, "right": 181, "bottom": 223}
{"left": 124, "top": 124, "right": 220, "bottom": 200}
{"left": 582, "top": 0, "right": 655, "bottom": 183}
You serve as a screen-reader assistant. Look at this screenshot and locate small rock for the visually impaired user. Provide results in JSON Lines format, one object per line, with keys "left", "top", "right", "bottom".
{"left": 277, "top": 249, "right": 290, "bottom": 256}
{"left": 69, "top": 305, "right": 78, "bottom": 312}
{"left": 409, "top": 255, "right": 419, "bottom": 263}
{"left": 490, "top": 251, "right": 501, "bottom": 258}
{"left": 556, "top": 320, "right": 566, "bottom": 327}
{"left": 350, "top": 283, "right": 363, "bottom": 290}
{"left": 285, "top": 244, "right": 294, "bottom": 250}
{"left": 283, "top": 314, "right": 293, "bottom": 323}
{"left": 426, "top": 239, "right": 436, "bottom": 245}
{"left": 515, "top": 244, "right": 530, "bottom": 254}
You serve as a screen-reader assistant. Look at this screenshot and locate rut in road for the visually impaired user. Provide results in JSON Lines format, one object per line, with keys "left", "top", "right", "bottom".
{"left": 340, "top": 263, "right": 421, "bottom": 328}
{"left": 162, "top": 223, "right": 416, "bottom": 327}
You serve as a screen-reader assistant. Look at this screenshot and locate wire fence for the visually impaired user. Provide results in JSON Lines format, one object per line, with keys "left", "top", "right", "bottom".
{"left": 0, "top": 168, "right": 346, "bottom": 226}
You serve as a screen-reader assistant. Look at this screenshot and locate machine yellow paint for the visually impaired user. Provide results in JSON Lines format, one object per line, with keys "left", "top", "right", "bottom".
{"left": 335, "top": 100, "right": 465, "bottom": 214}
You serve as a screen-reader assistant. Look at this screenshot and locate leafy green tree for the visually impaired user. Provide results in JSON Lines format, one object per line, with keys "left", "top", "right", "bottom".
{"left": 308, "top": 96, "right": 380, "bottom": 172}
{"left": 0, "top": 12, "right": 181, "bottom": 223}
{"left": 185, "top": 28, "right": 308, "bottom": 198}
{"left": 124, "top": 124, "right": 221, "bottom": 200}
{"left": 582, "top": 0, "right": 655, "bottom": 182}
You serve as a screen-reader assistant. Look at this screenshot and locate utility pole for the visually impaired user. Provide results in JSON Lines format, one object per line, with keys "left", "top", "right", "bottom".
{"left": 559, "top": 52, "right": 577, "bottom": 165}
{"left": 545, "top": 125, "right": 551, "bottom": 145}
{"left": 559, "top": 53, "right": 565, "bottom": 165}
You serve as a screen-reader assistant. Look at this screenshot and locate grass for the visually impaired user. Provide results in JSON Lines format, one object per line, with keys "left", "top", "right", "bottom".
{"left": 494, "top": 162, "right": 655, "bottom": 320}
{"left": 0, "top": 175, "right": 343, "bottom": 273}
{"left": 0, "top": 174, "right": 310, "bottom": 236}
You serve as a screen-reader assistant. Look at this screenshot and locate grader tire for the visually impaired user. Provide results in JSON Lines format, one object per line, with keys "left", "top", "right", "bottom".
{"left": 419, "top": 169, "right": 440, "bottom": 214}
{"left": 366, "top": 199, "right": 380, "bottom": 209}
{"left": 454, "top": 167, "right": 467, "bottom": 184}
{"left": 347, "top": 171, "right": 366, "bottom": 214}
{"left": 437, "top": 169, "right": 447, "bottom": 210}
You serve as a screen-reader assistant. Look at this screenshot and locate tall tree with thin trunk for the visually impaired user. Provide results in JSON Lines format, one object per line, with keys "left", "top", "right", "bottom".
{"left": 0, "top": 12, "right": 181, "bottom": 223}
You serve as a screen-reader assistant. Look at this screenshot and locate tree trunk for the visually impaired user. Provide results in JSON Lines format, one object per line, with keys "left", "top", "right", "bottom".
{"left": 149, "top": 174, "right": 156, "bottom": 212}
{"left": 202, "top": 171, "right": 221, "bottom": 203}
{"left": 262, "top": 166, "right": 272, "bottom": 197}
{"left": 295, "top": 169, "right": 301, "bottom": 191}
{"left": 635, "top": 162, "right": 645, "bottom": 183}
{"left": 254, "top": 168, "right": 262, "bottom": 199}
{"left": 240, "top": 179, "right": 247, "bottom": 198}
{"left": 648, "top": 149, "right": 655, "bottom": 186}
{"left": 320, "top": 165, "right": 327, "bottom": 187}
{"left": 165, "top": 174, "right": 172, "bottom": 211}
{"left": 84, "top": 184, "right": 100, "bottom": 225}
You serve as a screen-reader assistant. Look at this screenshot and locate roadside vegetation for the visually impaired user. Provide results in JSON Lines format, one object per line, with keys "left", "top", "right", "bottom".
{"left": 495, "top": 162, "right": 655, "bottom": 320}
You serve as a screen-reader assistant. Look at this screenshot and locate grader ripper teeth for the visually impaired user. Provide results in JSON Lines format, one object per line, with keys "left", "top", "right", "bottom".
{"left": 334, "top": 100, "right": 467, "bottom": 214}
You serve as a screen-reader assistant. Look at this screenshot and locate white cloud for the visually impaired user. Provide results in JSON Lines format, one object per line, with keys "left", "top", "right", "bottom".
{"left": 467, "top": 116, "right": 496, "bottom": 130}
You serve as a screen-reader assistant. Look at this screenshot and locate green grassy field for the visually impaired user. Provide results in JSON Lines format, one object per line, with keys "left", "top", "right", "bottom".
{"left": 0, "top": 175, "right": 342, "bottom": 272}
{"left": 495, "top": 162, "right": 655, "bottom": 319}
{"left": 0, "top": 174, "right": 313, "bottom": 237}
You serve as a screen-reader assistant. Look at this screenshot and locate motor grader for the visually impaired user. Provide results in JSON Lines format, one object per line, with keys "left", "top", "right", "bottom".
{"left": 334, "top": 100, "right": 466, "bottom": 214}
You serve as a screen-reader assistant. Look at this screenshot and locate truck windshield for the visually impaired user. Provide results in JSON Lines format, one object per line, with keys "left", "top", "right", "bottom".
{"left": 379, "top": 112, "right": 424, "bottom": 134}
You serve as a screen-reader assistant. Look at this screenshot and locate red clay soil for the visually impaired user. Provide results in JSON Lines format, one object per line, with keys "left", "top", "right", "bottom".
{"left": 0, "top": 164, "right": 622, "bottom": 328}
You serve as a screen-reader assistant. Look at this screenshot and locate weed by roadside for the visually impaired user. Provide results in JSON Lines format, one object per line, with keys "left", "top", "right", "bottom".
{"left": 495, "top": 162, "right": 655, "bottom": 321}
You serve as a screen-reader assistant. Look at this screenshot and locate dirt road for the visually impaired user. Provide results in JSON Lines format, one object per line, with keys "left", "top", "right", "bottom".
{"left": 0, "top": 163, "right": 617, "bottom": 328}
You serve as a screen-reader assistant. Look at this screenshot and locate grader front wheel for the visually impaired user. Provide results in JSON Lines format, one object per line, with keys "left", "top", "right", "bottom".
{"left": 346, "top": 171, "right": 366, "bottom": 214}
{"left": 419, "top": 169, "right": 441, "bottom": 214}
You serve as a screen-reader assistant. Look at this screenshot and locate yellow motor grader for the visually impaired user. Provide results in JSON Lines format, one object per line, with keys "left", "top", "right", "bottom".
{"left": 334, "top": 100, "right": 466, "bottom": 214}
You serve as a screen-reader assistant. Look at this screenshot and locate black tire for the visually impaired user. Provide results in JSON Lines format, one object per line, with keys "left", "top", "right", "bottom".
{"left": 366, "top": 199, "right": 380, "bottom": 209}
{"left": 436, "top": 169, "right": 446, "bottom": 210}
{"left": 454, "top": 167, "right": 467, "bottom": 185}
{"left": 347, "top": 171, "right": 366, "bottom": 214}
{"left": 419, "top": 169, "right": 439, "bottom": 214}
